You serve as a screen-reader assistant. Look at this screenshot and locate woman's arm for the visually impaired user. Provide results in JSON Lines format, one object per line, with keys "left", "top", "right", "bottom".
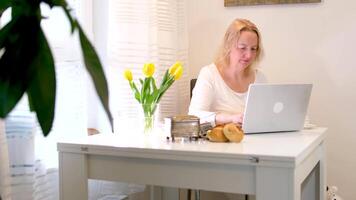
{"left": 188, "top": 68, "right": 217, "bottom": 126}
{"left": 215, "top": 113, "right": 243, "bottom": 126}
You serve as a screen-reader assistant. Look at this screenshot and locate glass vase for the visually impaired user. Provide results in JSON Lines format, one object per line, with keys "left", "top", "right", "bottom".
{"left": 141, "top": 103, "right": 158, "bottom": 134}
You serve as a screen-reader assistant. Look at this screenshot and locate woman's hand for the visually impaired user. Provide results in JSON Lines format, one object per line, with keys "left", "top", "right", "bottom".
{"left": 230, "top": 113, "right": 244, "bottom": 125}
{"left": 215, "top": 113, "right": 244, "bottom": 126}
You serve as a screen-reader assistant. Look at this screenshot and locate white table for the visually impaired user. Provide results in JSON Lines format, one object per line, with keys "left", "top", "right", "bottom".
{"left": 58, "top": 128, "right": 326, "bottom": 200}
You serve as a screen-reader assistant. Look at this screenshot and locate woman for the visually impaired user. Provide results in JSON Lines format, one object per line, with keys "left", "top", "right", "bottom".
{"left": 189, "top": 18, "right": 267, "bottom": 127}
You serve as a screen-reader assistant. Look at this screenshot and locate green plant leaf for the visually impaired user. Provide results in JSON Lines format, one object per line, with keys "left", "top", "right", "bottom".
{"left": 43, "top": 1, "right": 76, "bottom": 33}
{"left": 61, "top": 5, "right": 76, "bottom": 33}
{"left": 156, "top": 76, "right": 174, "bottom": 103}
{"left": 142, "top": 77, "right": 152, "bottom": 104}
{"left": 11, "top": 0, "right": 40, "bottom": 19}
{"left": 160, "top": 70, "right": 169, "bottom": 88}
{"left": 43, "top": 0, "right": 67, "bottom": 7}
{"left": 129, "top": 81, "right": 140, "bottom": 103}
{"left": 145, "top": 77, "right": 157, "bottom": 104}
{"left": 76, "top": 23, "right": 113, "bottom": 130}
{"left": 0, "top": 14, "right": 55, "bottom": 135}
{"left": 0, "top": 16, "right": 40, "bottom": 118}
{"left": 151, "top": 77, "right": 157, "bottom": 91}
{"left": 27, "top": 28, "right": 56, "bottom": 136}
{"left": 0, "top": 81, "right": 26, "bottom": 117}
{"left": 1, "top": 1, "right": 113, "bottom": 137}
{"left": 0, "top": 0, "right": 10, "bottom": 14}
{"left": 27, "top": 90, "right": 35, "bottom": 112}
{"left": 145, "top": 77, "right": 152, "bottom": 97}
{"left": 63, "top": 8, "right": 76, "bottom": 33}
{"left": 151, "top": 89, "right": 159, "bottom": 103}
{"left": 0, "top": 14, "right": 15, "bottom": 51}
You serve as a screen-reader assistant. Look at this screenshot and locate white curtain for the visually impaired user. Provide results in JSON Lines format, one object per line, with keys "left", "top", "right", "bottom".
{"left": 0, "top": 119, "right": 11, "bottom": 199}
{"left": 107, "top": 0, "right": 190, "bottom": 133}
{"left": 1, "top": 100, "right": 62, "bottom": 200}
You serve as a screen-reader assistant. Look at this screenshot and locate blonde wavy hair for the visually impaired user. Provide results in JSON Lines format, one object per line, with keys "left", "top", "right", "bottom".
{"left": 214, "top": 18, "right": 263, "bottom": 71}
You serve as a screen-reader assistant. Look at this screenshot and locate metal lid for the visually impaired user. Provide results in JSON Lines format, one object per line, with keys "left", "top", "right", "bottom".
{"left": 171, "top": 115, "right": 199, "bottom": 123}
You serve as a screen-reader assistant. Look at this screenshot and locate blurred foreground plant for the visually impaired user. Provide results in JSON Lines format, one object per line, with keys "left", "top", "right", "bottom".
{"left": 0, "top": 0, "right": 113, "bottom": 136}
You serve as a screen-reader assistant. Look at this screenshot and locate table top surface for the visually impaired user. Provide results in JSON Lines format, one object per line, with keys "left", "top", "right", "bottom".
{"left": 58, "top": 127, "right": 326, "bottom": 166}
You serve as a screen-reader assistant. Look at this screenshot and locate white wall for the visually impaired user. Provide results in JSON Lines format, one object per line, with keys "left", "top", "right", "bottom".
{"left": 187, "top": 0, "right": 356, "bottom": 199}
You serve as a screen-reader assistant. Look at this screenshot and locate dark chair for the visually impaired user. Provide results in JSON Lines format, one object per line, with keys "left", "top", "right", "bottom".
{"left": 190, "top": 78, "right": 197, "bottom": 99}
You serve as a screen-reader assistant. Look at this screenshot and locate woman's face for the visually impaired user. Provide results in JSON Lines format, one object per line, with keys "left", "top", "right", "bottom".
{"left": 229, "top": 30, "right": 258, "bottom": 71}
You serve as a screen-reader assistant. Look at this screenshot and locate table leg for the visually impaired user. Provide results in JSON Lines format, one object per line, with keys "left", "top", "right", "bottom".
{"left": 319, "top": 142, "right": 326, "bottom": 200}
{"left": 59, "top": 152, "right": 88, "bottom": 200}
{"left": 149, "top": 185, "right": 161, "bottom": 200}
{"left": 301, "top": 165, "right": 318, "bottom": 199}
{"left": 162, "top": 187, "right": 179, "bottom": 200}
{"left": 149, "top": 186, "right": 179, "bottom": 200}
{"left": 256, "top": 166, "right": 299, "bottom": 200}
{"left": 300, "top": 143, "right": 326, "bottom": 200}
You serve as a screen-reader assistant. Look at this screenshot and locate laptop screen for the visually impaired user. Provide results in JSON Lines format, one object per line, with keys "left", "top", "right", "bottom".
{"left": 242, "top": 83, "right": 312, "bottom": 134}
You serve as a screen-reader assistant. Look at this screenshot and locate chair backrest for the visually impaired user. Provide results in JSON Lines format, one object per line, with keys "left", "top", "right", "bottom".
{"left": 190, "top": 78, "right": 197, "bottom": 99}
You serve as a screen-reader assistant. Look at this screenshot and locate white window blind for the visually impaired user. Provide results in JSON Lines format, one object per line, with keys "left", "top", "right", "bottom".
{"left": 107, "top": 0, "right": 189, "bottom": 131}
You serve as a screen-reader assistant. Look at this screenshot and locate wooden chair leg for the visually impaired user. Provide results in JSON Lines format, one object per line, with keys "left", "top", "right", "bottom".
{"left": 187, "top": 189, "right": 191, "bottom": 200}
{"left": 187, "top": 189, "right": 201, "bottom": 200}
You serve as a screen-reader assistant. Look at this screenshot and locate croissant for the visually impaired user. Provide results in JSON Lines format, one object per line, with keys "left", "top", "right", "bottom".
{"left": 207, "top": 125, "right": 228, "bottom": 142}
{"left": 223, "top": 123, "right": 244, "bottom": 143}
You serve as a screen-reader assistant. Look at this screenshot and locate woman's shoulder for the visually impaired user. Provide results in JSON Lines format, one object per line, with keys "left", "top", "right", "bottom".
{"left": 195, "top": 63, "right": 220, "bottom": 89}
{"left": 199, "top": 63, "right": 219, "bottom": 79}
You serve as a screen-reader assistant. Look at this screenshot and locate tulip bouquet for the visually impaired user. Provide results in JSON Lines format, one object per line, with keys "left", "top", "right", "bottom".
{"left": 124, "top": 62, "right": 183, "bottom": 133}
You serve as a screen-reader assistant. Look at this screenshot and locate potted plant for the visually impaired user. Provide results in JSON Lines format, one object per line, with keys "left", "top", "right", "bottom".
{"left": 123, "top": 62, "right": 183, "bottom": 133}
{"left": 0, "top": 0, "right": 112, "bottom": 136}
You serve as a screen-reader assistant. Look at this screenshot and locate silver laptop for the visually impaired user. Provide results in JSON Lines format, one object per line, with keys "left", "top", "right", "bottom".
{"left": 242, "top": 83, "right": 312, "bottom": 134}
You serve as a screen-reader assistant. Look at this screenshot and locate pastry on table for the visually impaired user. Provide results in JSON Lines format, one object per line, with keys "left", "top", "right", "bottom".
{"left": 207, "top": 123, "right": 244, "bottom": 143}
{"left": 207, "top": 125, "right": 228, "bottom": 142}
{"left": 223, "top": 123, "right": 244, "bottom": 143}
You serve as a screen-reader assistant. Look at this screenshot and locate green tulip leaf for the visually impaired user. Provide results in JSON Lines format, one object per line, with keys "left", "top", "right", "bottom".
{"left": 129, "top": 81, "right": 141, "bottom": 102}
{"left": 160, "top": 70, "right": 169, "bottom": 88}
{"left": 151, "top": 77, "right": 157, "bottom": 91}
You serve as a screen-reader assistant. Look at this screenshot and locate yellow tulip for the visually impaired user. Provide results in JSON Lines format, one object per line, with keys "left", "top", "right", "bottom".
{"left": 173, "top": 65, "right": 183, "bottom": 80}
{"left": 123, "top": 69, "right": 133, "bottom": 81}
{"left": 168, "top": 61, "right": 182, "bottom": 76}
{"left": 143, "top": 63, "right": 155, "bottom": 77}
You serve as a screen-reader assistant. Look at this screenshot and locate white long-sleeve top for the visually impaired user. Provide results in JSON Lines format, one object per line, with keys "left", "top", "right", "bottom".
{"left": 188, "top": 63, "right": 267, "bottom": 126}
